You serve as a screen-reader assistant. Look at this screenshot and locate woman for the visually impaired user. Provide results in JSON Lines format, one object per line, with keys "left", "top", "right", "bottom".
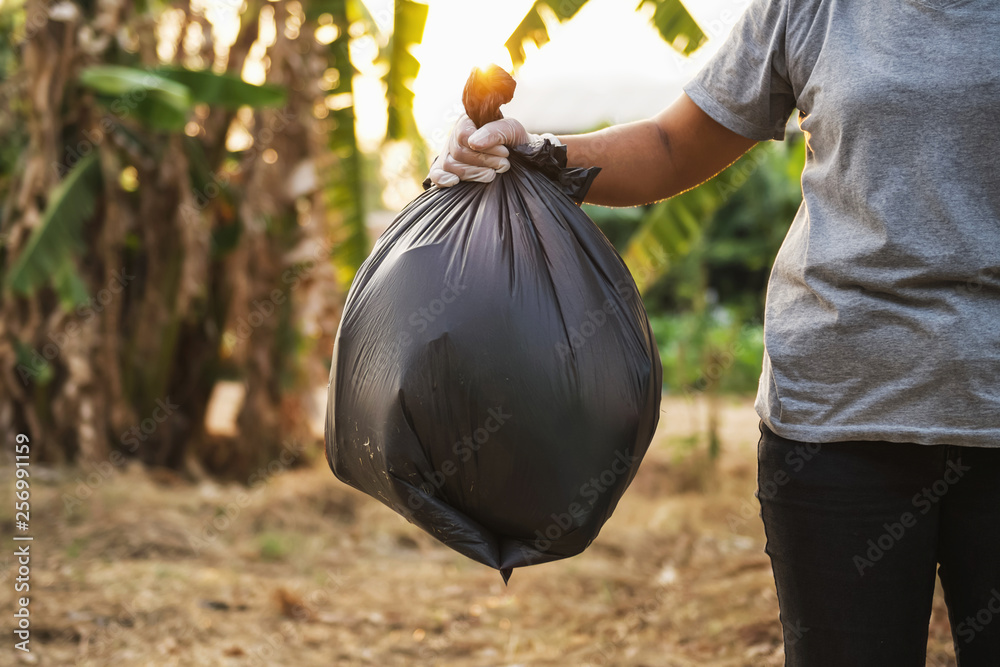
{"left": 427, "top": 0, "right": 1000, "bottom": 664}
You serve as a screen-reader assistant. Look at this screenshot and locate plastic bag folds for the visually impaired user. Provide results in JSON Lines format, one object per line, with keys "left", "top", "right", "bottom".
{"left": 325, "top": 67, "right": 661, "bottom": 582}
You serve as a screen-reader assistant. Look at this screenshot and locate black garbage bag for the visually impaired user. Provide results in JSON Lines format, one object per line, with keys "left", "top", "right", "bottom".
{"left": 325, "top": 66, "right": 661, "bottom": 581}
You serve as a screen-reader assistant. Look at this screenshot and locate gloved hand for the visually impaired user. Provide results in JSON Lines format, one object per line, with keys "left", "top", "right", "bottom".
{"left": 427, "top": 115, "right": 555, "bottom": 187}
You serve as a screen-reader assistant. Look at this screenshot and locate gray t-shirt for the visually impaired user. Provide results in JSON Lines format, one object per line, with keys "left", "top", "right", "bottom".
{"left": 684, "top": 0, "right": 1000, "bottom": 446}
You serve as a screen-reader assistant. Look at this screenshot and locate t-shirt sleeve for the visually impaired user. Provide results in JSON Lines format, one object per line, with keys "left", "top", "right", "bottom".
{"left": 683, "top": 0, "right": 796, "bottom": 142}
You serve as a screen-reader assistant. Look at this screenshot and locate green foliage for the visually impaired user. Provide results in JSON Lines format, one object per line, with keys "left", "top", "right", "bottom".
{"left": 639, "top": 0, "right": 707, "bottom": 56}
{"left": 80, "top": 65, "right": 190, "bottom": 105}
{"left": 505, "top": 0, "right": 589, "bottom": 70}
{"left": 81, "top": 65, "right": 287, "bottom": 131}
{"left": 581, "top": 204, "right": 643, "bottom": 250}
{"left": 51, "top": 261, "right": 92, "bottom": 309}
{"left": 2, "top": 0, "right": 362, "bottom": 474}
{"left": 322, "top": 0, "right": 368, "bottom": 288}
{"left": 622, "top": 184, "right": 721, "bottom": 293}
{"left": 257, "top": 532, "right": 292, "bottom": 562}
{"left": 154, "top": 66, "right": 287, "bottom": 109}
{"left": 383, "top": 0, "right": 429, "bottom": 142}
{"left": 13, "top": 338, "right": 53, "bottom": 386}
{"left": 611, "top": 137, "right": 805, "bottom": 311}
{"left": 702, "top": 136, "right": 805, "bottom": 310}
{"left": 506, "top": 0, "right": 705, "bottom": 69}
{"left": 65, "top": 537, "right": 87, "bottom": 559}
{"left": 645, "top": 137, "right": 805, "bottom": 316}
{"left": 80, "top": 65, "right": 192, "bottom": 130}
{"left": 311, "top": 0, "right": 429, "bottom": 288}
{"left": 650, "top": 309, "right": 764, "bottom": 395}
{"left": 0, "top": 8, "right": 19, "bottom": 80}
{"left": 589, "top": 136, "right": 805, "bottom": 401}
{"left": 3, "top": 153, "right": 101, "bottom": 301}
{"left": 301, "top": 0, "right": 346, "bottom": 21}
{"left": 0, "top": 13, "right": 27, "bottom": 234}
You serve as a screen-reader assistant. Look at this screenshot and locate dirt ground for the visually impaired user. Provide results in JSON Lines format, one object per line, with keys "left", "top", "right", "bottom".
{"left": 2, "top": 397, "right": 959, "bottom": 666}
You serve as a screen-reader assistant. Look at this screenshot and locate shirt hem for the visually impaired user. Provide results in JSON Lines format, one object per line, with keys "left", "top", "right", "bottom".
{"left": 757, "top": 411, "right": 1000, "bottom": 448}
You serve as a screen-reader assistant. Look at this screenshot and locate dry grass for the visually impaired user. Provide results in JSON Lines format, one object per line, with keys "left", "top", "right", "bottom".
{"left": 1, "top": 397, "right": 958, "bottom": 666}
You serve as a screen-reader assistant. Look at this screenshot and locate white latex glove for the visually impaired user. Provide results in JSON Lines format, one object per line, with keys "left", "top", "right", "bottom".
{"left": 428, "top": 115, "right": 557, "bottom": 187}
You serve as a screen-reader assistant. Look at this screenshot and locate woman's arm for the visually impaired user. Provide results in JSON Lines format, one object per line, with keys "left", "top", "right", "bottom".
{"left": 559, "top": 94, "right": 758, "bottom": 206}
{"left": 429, "top": 93, "right": 758, "bottom": 207}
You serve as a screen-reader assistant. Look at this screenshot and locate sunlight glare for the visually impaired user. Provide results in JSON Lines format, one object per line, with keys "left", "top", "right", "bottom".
{"left": 315, "top": 23, "right": 340, "bottom": 45}
{"left": 409, "top": 0, "right": 534, "bottom": 150}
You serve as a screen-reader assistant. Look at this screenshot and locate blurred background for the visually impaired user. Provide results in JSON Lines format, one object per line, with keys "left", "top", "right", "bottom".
{"left": 0, "top": 0, "right": 958, "bottom": 665}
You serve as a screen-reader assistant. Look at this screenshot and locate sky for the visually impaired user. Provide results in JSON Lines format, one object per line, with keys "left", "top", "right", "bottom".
{"left": 355, "top": 0, "right": 753, "bottom": 151}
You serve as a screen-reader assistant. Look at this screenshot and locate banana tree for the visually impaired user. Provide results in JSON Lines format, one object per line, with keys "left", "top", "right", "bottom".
{"left": 305, "top": 0, "right": 429, "bottom": 288}
{"left": 1, "top": 0, "right": 433, "bottom": 473}
{"left": 1, "top": 0, "right": 342, "bottom": 475}
{"left": 506, "top": 0, "right": 706, "bottom": 68}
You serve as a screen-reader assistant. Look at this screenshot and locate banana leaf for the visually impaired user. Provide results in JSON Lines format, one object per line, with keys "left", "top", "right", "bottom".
{"left": 154, "top": 66, "right": 287, "bottom": 109}
{"left": 4, "top": 153, "right": 101, "bottom": 299}
{"left": 506, "top": 0, "right": 705, "bottom": 69}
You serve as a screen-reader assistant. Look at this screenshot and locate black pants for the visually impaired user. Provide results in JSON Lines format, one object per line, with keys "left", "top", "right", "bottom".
{"left": 757, "top": 422, "right": 1000, "bottom": 666}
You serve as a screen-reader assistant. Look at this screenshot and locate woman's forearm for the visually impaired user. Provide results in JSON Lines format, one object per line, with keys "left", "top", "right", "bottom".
{"left": 558, "top": 94, "right": 758, "bottom": 207}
